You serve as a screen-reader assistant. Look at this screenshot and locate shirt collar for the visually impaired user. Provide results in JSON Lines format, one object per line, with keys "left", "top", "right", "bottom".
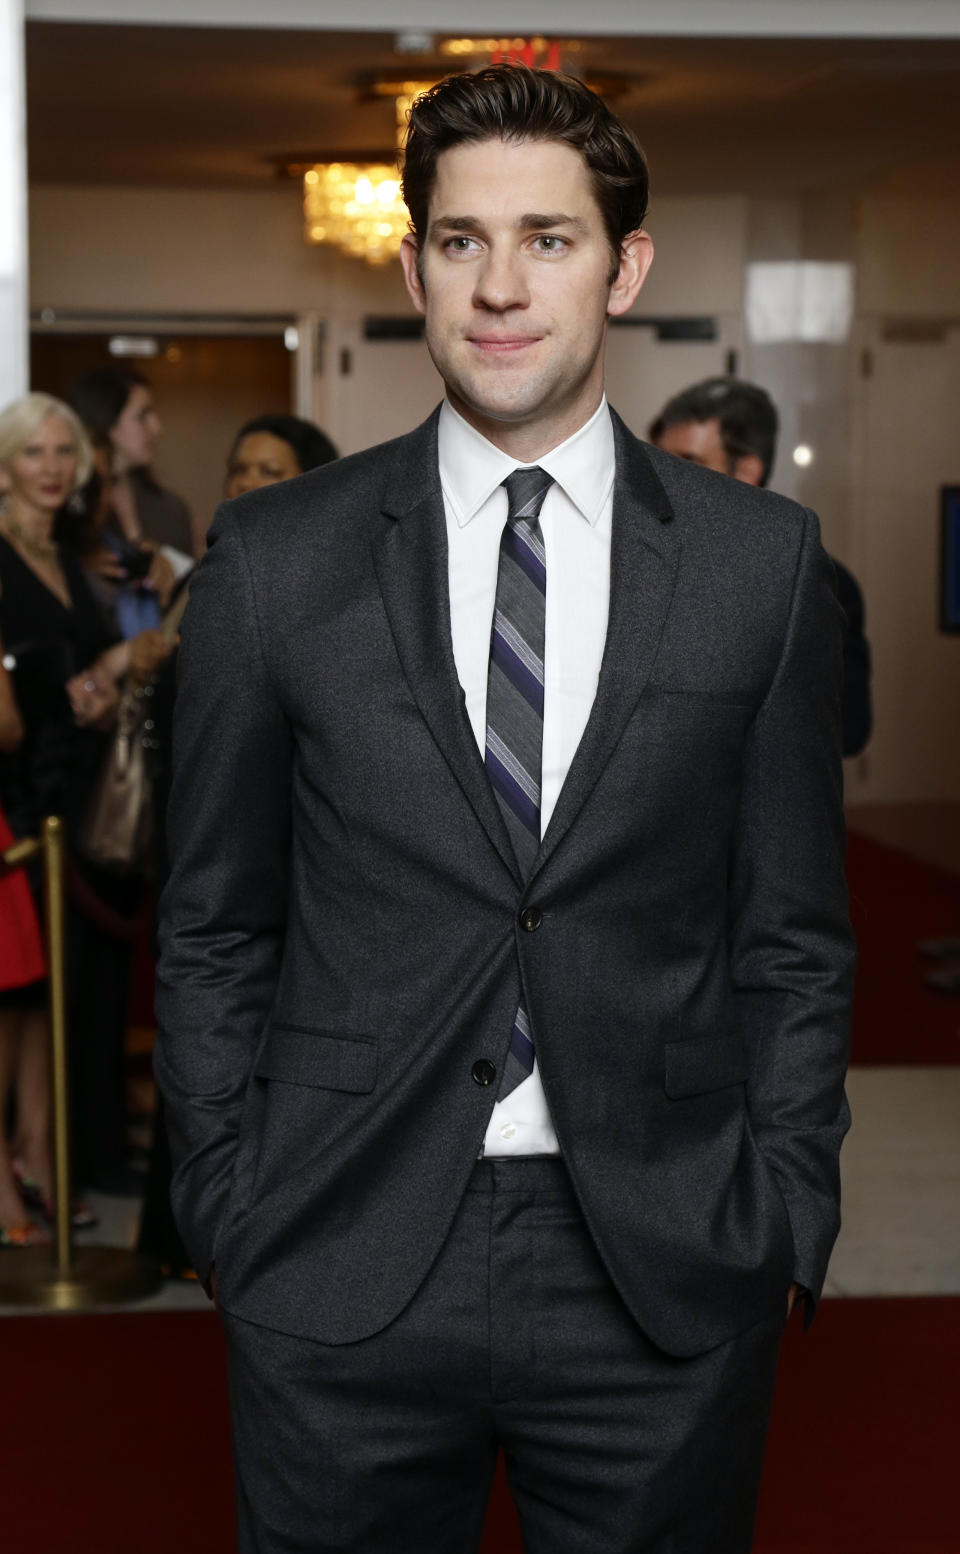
{"left": 438, "top": 396, "right": 614, "bottom": 529}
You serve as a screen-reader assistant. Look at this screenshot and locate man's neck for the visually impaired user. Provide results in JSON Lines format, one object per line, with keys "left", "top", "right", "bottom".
{"left": 446, "top": 391, "right": 606, "bottom": 465}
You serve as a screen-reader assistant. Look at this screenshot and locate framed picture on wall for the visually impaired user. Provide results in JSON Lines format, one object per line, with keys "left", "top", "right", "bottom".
{"left": 941, "top": 487, "right": 960, "bottom": 634}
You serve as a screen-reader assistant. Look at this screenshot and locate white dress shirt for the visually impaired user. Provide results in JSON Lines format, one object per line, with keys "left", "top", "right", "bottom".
{"left": 438, "top": 397, "right": 615, "bottom": 1156}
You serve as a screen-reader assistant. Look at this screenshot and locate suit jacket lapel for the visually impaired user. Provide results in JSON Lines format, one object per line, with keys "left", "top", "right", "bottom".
{"left": 533, "top": 412, "right": 681, "bottom": 882}
{"left": 371, "top": 411, "right": 521, "bottom": 883}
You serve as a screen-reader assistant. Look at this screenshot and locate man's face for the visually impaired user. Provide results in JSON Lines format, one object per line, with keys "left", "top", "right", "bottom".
{"left": 401, "top": 137, "right": 651, "bottom": 454}
{"left": 654, "top": 416, "right": 763, "bottom": 486}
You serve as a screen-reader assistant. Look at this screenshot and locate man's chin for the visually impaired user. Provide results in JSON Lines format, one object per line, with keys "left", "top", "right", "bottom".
{"left": 448, "top": 382, "right": 547, "bottom": 429}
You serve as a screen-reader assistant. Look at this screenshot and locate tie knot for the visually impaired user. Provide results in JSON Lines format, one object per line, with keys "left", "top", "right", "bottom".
{"left": 503, "top": 467, "right": 554, "bottom": 524}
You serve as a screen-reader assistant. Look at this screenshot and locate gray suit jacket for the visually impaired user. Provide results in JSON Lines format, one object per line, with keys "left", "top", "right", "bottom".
{"left": 155, "top": 407, "right": 854, "bottom": 1359}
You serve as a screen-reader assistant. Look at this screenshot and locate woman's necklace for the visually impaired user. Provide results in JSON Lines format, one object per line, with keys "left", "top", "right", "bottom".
{"left": 0, "top": 515, "right": 59, "bottom": 564}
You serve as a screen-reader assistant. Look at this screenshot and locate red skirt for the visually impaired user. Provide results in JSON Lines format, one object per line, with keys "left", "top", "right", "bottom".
{"left": 0, "top": 806, "right": 46, "bottom": 991}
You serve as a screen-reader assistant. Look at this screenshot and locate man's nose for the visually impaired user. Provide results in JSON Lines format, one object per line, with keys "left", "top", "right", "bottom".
{"left": 472, "top": 247, "right": 529, "bottom": 311}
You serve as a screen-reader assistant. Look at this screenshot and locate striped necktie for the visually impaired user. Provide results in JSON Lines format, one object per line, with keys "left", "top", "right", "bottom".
{"left": 485, "top": 466, "right": 552, "bottom": 1099}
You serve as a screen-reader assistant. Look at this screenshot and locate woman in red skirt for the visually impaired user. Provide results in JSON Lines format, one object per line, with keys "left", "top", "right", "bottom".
{"left": 0, "top": 655, "right": 49, "bottom": 1247}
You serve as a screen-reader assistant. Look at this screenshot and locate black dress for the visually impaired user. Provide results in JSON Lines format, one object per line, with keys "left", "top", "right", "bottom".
{"left": 0, "top": 534, "right": 116, "bottom": 843}
{"left": 0, "top": 535, "right": 138, "bottom": 1186}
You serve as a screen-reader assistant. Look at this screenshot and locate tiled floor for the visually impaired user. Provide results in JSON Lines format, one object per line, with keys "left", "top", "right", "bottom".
{"left": 0, "top": 1187, "right": 210, "bottom": 1316}
{"left": 824, "top": 1066, "right": 960, "bottom": 1296}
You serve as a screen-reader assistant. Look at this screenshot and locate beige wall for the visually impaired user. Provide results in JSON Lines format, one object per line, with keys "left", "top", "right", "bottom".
{"left": 30, "top": 184, "right": 332, "bottom": 314}
{"left": 846, "top": 197, "right": 960, "bottom": 806}
{"left": 27, "top": 180, "right": 960, "bottom": 805}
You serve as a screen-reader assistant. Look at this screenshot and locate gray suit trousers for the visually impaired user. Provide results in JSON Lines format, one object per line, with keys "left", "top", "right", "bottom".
{"left": 223, "top": 1158, "right": 785, "bottom": 1554}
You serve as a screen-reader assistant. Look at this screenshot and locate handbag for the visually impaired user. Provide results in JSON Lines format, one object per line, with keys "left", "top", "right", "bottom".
{"left": 76, "top": 585, "right": 189, "bottom": 874}
{"left": 76, "top": 679, "right": 156, "bottom": 872}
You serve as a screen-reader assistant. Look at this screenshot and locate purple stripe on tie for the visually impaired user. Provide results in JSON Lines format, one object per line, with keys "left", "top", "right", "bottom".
{"left": 491, "top": 630, "right": 545, "bottom": 717}
{"left": 485, "top": 748, "right": 540, "bottom": 837}
{"left": 502, "top": 524, "right": 547, "bottom": 593}
{"left": 509, "top": 1015, "right": 535, "bottom": 1072}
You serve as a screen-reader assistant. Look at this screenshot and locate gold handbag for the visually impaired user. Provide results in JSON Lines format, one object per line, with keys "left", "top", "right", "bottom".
{"left": 76, "top": 587, "right": 189, "bottom": 874}
{"left": 76, "top": 679, "right": 157, "bottom": 873}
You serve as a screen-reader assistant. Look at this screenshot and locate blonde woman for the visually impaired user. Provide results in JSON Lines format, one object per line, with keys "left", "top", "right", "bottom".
{"left": 0, "top": 392, "right": 173, "bottom": 1222}
{"left": 0, "top": 394, "right": 105, "bottom": 1237}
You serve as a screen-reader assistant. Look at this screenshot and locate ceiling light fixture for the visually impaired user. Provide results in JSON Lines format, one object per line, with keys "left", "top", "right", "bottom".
{"left": 302, "top": 82, "right": 431, "bottom": 267}
{"left": 301, "top": 43, "right": 572, "bottom": 267}
{"left": 440, "top": 36, "right": 579, "bottom": 68}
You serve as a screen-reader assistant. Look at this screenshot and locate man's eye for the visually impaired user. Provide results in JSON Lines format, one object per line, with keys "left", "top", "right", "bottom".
{"left": 532, "top": 234, "right": 567, "bottom": 253}
{"left": 445, "top": 235, "right": 480, "bottom": 254}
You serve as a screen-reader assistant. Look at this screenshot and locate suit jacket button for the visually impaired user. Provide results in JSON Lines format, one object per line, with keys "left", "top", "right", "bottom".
{"left": 520, "top": 906, "right": 542, "bottom": 933}
{"left": 472, "top": 1059, "right": 496, "bottom": 1087}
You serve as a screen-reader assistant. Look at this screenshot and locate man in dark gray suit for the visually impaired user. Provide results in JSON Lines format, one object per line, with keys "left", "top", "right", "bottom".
{"left": 156, "top": 66, "right": 854, "bottom": 1554}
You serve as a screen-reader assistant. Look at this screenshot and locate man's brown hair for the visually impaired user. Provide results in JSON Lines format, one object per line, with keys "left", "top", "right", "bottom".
{"left": 401, "top": 65, "right": 649, "bottom": 280}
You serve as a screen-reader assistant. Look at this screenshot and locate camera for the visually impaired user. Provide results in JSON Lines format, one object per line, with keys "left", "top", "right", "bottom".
{"left": 115, "top": 543, "right": 154, "bottom": 582}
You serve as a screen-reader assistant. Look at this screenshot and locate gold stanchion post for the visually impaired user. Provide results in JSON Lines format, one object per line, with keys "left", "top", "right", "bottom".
{"left": 0, "top": 817, "right": 162, "bottom": 1307}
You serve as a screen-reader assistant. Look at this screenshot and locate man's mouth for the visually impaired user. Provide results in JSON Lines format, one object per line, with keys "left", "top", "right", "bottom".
{"left": 468, "top": 335, "right": 540, "bottom": 354}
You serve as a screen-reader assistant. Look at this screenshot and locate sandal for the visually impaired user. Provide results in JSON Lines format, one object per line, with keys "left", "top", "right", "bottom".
{"left": 12, "top": 1160, "right": 100, "bottom": 1231}
{"left": 0, "top": 1220, "right": 51, "bottom": 1248}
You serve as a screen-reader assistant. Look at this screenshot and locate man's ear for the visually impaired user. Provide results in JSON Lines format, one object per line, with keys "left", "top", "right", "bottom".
{"left": 732, "top": 453, "right": 765, "bottom": 488}
{"left": 607, "top": 230, "right": 654, "bottom": 319}
{"left": 400, "top": 233, "right": 427, "bottom": 316}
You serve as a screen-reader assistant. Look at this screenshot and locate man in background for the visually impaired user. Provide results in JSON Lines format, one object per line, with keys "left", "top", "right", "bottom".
{"left": 650, "top": 377, "right": 872, "bottom": 756}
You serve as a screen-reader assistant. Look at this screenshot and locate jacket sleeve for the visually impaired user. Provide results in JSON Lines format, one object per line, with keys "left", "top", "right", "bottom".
{"left": 834, "top": 561, "right": 873, "bottom": 758}
{"left": 153, "top": 507, "right": 292, "bottom": 1284}
{"left": 728, "top": 508, "right": 856, "bottom": 1307}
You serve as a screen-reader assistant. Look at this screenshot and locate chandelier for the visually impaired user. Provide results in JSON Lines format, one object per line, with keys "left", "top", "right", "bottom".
{"left": 302, "top": 83, "right": 430, "bottom": 267}
{"left": 300, "top": 42, "right": 577, "bottom": 267}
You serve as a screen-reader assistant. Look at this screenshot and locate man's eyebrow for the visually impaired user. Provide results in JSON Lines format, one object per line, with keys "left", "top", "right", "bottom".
{"left": 517, "top": 213, "right": 588, "bottom": 233}
{"left": 429, "top": 215, "right": 482, "bottom": 236}
{"left": 428, "top": 212, "right": 589, "bottom": 237}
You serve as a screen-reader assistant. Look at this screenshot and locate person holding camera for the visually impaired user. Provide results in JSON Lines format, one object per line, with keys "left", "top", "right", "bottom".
{"left": 68, "top": 366, "right": 197, "bottom": 562}
{"left": 56, "top": 433, "right": 178, "bottom": 640}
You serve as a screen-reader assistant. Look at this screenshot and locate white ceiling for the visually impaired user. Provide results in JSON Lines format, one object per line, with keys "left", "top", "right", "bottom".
{"left": 23, "top": 0, "right": 960, "bottom": 40}
{"left": 26, "top": 23, "right": 960, "bottom": 197}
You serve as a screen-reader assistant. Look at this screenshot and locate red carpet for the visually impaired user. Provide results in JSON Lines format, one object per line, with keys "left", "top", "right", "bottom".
{"left": 846, "top": 831, "right": 960, "bottom": 1064}
{"left": 2, "top": 1298, "right": 957, "bottom": 1553}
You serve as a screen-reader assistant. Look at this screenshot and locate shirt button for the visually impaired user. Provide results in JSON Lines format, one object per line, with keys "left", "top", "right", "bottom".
{"left": 520, "top": 907, "right": 542, "bottom": 933}
{"left": 499, "top": 1122, "right": 517, "bottom": 1141}
{"left": 472, "top": 1059, "right": 496, "bottom": 1087}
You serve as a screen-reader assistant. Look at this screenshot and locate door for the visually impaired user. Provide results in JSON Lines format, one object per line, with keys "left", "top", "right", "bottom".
{"left": 849, "top": 322, "right": 960, "bottom": 803}
{"left": 31, "top": 330, "right": 294, "bottom": 547}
